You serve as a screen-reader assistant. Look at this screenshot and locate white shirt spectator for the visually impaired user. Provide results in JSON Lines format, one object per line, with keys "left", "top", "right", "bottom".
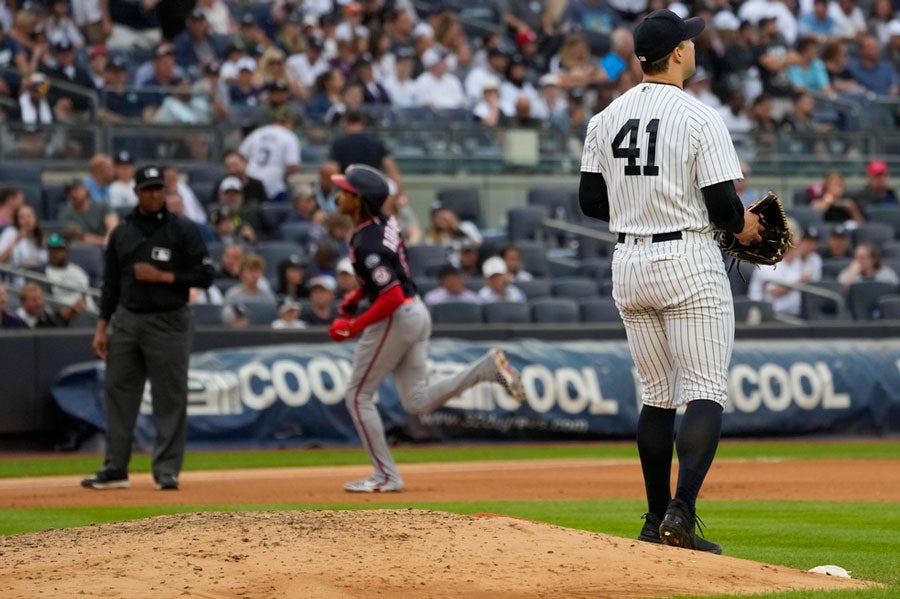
{"left": 464, "top": 65, "right": 503, "bottom": 104}
{"left": 738, "top": 0, "right": 799, "bottom": 44}
{"left": 0, "top": 228, "right": 47, "bottom": 266}
{"left": 45, "top": 261, "right": 98, "bottom": 312}
{"left": 286, "top": 51, "right": 330, "bottom": 89}
{"left": 414, "top": 51, "right": 467, "bottom": 109}
{"left": 499, "top": 81, "right": 543, "bottom": 118}
{"left": 238, "top": 123, "right": 301, "bottom": 200}
{"left": 109, "top": 179, "right": 138, "bottom": 209}
{"left": 383, "top": 74, "right": 419, "bottom": 108}
{"left": 177, "top": 180, "right": 208, "bottom": 225}
{"left": 478, "top": 284, "right": 527, "bottom": 304}
{"left": 828, "top": 1, "right": 867, "bottom": 40}
{"left": 748, "top": 252, "right": 822, "bottom": 316}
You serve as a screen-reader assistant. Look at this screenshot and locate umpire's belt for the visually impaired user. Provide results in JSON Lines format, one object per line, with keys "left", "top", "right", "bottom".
{"left": 617, "top": 231, "right": 683, "bottom": 243}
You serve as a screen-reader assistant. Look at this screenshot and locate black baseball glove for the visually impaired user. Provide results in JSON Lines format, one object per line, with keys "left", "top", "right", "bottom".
{"left": 719, "top": 191, "right": 793, "bottom": 277}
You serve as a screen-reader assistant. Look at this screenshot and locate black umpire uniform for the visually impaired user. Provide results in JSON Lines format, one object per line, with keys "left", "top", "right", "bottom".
{"left": 82, "top": 165, "right": 214, "bottom": 491}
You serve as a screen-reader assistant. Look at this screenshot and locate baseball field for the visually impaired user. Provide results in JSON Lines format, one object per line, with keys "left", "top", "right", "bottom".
{"left": 0, "top": 440, "right": 897, "bottom": 598}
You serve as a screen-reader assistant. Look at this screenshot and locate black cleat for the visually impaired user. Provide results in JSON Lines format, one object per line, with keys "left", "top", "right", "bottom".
{"left": 659, "top": 499, "right": 723, "bottom": 554}
{"left": 81, "top": 470, "right": 129, "bottom": 490}
{"left": 637, "top": 513, "right": 664, "bottom": 544}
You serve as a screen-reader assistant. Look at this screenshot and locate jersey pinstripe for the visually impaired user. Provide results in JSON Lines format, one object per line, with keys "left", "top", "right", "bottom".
{"left": 581, "top": 82, "right": 742, "bottom": 235}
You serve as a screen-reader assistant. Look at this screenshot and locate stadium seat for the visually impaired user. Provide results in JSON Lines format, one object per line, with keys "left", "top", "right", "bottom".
{"left": 430, "top": 301, "right": 483, "bottom": 324}
{"left": 551, "top": 277, "right": 599, "bottom": 299}
{"left": 67, "top": 243, "right": 105, "bottom": 287}
{"left": 851, "top": 222, "right": 894, "bottom": 247}
{"left": 579, "top": 298, "right": 620, "bottom": 323}
{"left": 515, "top": 277, "right": 552, "bottom": 300}
{"left": 800, "top": 280, "right": 847, "bottom": 320}
{"left": 786, "top": 205, "right": 824, "bottom": 231}
{"left": 261, "top": 204, "right": 295, "bottom": 232}
{"left": 880, "top": 240, "right": 900, "bottom": 258}
{"left": 405, "top": 244, "right": 450, "bottom": 278}
{"left": 256, "top": 241, "right": 305, "bottom": 281}
{"left": 847, "top": 281, "right": 898, "bottom": 320}
{"left": 182, "top": 163, "right": 227, "bottom": 186}
{"left": 482, "top": 301, "right": 531, "bottom": 324}
{"left": 191, "top": 303, "right": 224, "bottom": 326}
{"left": 434, "top": 187, "right": 482, "bottom": 226}
{"left": 862, "top": 206, "right": 900, "bottom": 239}
{"left": 877, "top": 294, "right": 900, "bottom": 319}
{"left": 513, "top": 240, "right": 550, "bottom": 278}
{"left": 576, "top": 257, "right": 612, "bottom": 281}
{"left": 277, "top": 220, "right": 314, "bottom": 249}
{"left": 243, "top": 301, "right": 279, "bottom": 326}
{"left": 733, "top": 299, "right": 776, "bottom": 324}
{"left": 205, "top": 241, "right": 224, "bottom": 263}
{"left": 0, "top": 163, "right": 42, "bottom": 184}
{"left": 527, "top": 187, "right": 577, "bottom": 221}
{"left": 41, "top": 184, "right": 67, "bottom": 220}
{"left": 530, "top": 297, "right": 579, "bottom": 323}
{"left": 506, "top": 205, "right": 550, "bottom": 242}
{"left": 68, "top": 310, "right": 100, "bottom": 329}
{"left": 822, "top": 257, "right": 852, "bottom": 280}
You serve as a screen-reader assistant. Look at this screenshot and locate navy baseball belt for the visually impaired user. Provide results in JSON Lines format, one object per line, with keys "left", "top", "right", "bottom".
{"left": 617, "top": 231, "right": 683, "bottom": 243}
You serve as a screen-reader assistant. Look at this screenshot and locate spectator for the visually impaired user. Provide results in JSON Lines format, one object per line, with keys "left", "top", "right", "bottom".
{"left": 847, "top": 34, "right": 900, "bottom": 96}
{"left": 509, "top": 96, "right": 544, "bottom": 128}
{"left": 500, "top": 243, "right": 534, "bottom": 281}
{"left": 869, "top": 0, "right": 898, "bottom": 47}
{"left": 809, "top": 172, "right": 865, "bottom": 223}
{"left": 210, "top": 201, "right": 258, "bottom": 248}
{"left": 106, "top": 0, "right": 162, "bottom": 50}
{"left": 0, "top": 204, "right": 46, "bottom": 267}
{"left": 381, "top": 177, "right": 423, "bottom": 246}
{"left": 458, "top": 240, "right": 481, "bottom": 279}
{"left": 189, "top": 284, "right": 223, "bottom": 305}
{"left": 299, "top": 274, "right": 338, "bottom": 325}
{"left": 238, "top": 106, "right": 301, "bottom": 202}
{"left": 108, "top": 150, "right": 138, "bottom": 209}
{"left": 0, "top": 17, "right": 27, "bottom": 98}
{"left": 335, "top": 257, "right": 358, "bottom": 296}
{"left": 16, "top": 283, "right": 58, "bottom": 328}
{"left": 0, "top": 281, "right": 27, "bottom": 329}
{"left": 41, "top": 38, "right": 95, "bottom": 114}
{"left": 308, "top": 238, "right": 341, "bottom": 279}
{"left": 472, "top": 75, "right": 509, "bottom": 127}
{"left": 87, "top": 44, "right": 108, "bottom": 90}
{"left": 424, "top": 263, "right": 482, "bottom": 306}
{"left": 747, "top": 93, "right": 779, "bottom": 154}
{"left": 214, "top": 149, "right": 268, "bottom": 206}
{"left": 786, "top": 36, "right": 831, "bottom": 92}
{"left": 277, "top": 254, "right": 308, "bottom": 299}
{"left": 272, "top": 297, "right": 306, "bottom": 329}
{"left": 43, "top": 233, "right": 97, "bottom": 325}
{"left": 779, "top": 90, "right": 832, "bottom": 156}
{"left": 84, "top": 153, "right": 114, "bottom": 204}
{"left": 414, "top": 48, "right": 467, "bottom": 110}
{"left": 500, "top": 54, "right": 543, "bottom": 118}
{"left": 321, "top": 81, "right": 367, "bottom": 127}
{"left": 534, "top": 73, "right": 567, "bottom": 123}
{"left": 328, "top": 110, "right": 407, "bottom": 201}
{"left": 855, "top": 160, "right": 898, "bottom": 209}
{"left": 559, "top": 0, "right": 621, "bottom": 55}
{"left": 798, "top": 0, "right": 838, "bottom": 43}
{"left": 150, "top": 78, "right": 213, "bottom": 126}
{"left": 192, "top": 60, "right": 230, "bottom": 122}
{"left": 382, "top": 45, "right": 418, "bottom": 108}
{"left": 286, "top": 35, "right": 329, "bottom": 97}
{"left": 222, "top": 253, "right": 277, "bottom": 326}
{"left": 215, "top": 242, "right": 244, "bottom": 281}
{"left": 307, "top": 68, "right": 346, "bottom": 124}
{"left": 165, "top": 191, "right": 216, "bottom": 244}
{"left": 549, "top": 33, "right": 607, "bottom": 90}
{"left": 172, "top": 9, "right": 226, "bottom": 76}
{"left": 684, "top": 67, "right": 722, "bottom": 110}
{"left": 753, "top": 16, "right": 800, "bottom": 117}
{"left": 136, "top": 44, "right": 187, "bottom": 115}
{"left": 58, "top": 180, "right": 117, "bottom": 245}
{"left": 719, "top": 88, "right": 753, "bottom": 136}
{"left": 820, "top": 39, "right": 864, "bottom": 94}
{"left": 288, "top": 183, "right": 325, "bottom": 227}
{"left": 425, "top": 205, "right": 482, "bottom": 267}
{"left": 478, "top": 256, "right": 526, "bottom": 303}
{"left": 353, "top": 53, "right": 392, "bottom": 106}
{"left": 311, "top": 160, "right": 340, "bottom": 214}
{"left": 838, "top": 242, "right": 900, "bottom": 287}
{"left": 70, "top": 1, "right": 109, "bottom": 47}
{"left": 18, "top": 72, "right": 55, "bottom": 127}
{"left": 0, "top": 187, "right": 25, "bottom": 227}
{"left": 820, "top": 224, "right": 852, "bottom": 259}
{"left": 319, "top": 212, "right": 353, "bottom": 259}
{"left": 99, "top": 56, "right": 150, "bottom": 123}
{"left": 738, "top": 0, "right": 799, "bottom": 45}
{"left": 196, "top": 0, "right": 236, "bottom": 36}
{"left": 163, "top": 166, "right": 207, "bottom": 225}
{"left": 464, "top": 46, "right": 509, "bottom": 104}
{"left": 829, "top": 0, "right": 868, "bottom": 41}
{"left": 748, "top": 226, "right": 823, "bottom": 317}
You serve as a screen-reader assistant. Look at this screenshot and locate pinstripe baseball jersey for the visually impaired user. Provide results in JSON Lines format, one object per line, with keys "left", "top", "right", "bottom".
{"left": 581, "top": 82, "right": 742, "bottom": 235}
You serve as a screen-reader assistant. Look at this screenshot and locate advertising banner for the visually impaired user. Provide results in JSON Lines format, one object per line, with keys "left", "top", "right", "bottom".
{"left": 52, "top": 339, "right": 900, "bottom": 449}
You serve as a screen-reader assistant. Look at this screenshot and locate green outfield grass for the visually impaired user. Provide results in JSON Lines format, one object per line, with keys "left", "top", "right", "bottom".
{"left": 1, "top": 440, "right": 897, "bottom": 599}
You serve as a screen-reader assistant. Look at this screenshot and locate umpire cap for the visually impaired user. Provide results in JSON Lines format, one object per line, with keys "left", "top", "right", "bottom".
{"left": 331, "top": 164, "right": 389, "bottom": 214}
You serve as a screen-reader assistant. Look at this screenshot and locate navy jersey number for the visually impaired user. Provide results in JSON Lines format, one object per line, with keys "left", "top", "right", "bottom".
{"left": 611, "top": 118, "right": 660, "bottom": 176}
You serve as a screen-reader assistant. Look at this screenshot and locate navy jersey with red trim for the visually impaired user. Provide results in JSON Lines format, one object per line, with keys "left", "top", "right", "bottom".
{"left": 349, "top": 215, "right": 417, "bottom": 302}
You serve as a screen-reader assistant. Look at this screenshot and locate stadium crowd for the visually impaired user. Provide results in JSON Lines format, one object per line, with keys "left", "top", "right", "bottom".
{"left": 2, "top": 0, "right": 900, "bottom": 328}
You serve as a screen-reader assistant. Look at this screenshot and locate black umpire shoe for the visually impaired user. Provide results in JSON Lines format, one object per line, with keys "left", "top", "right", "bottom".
{"left": 658, "top": 499, "right": 723, "bottom": 554}
{"left": 155, "top": 473, "right": 179, "bottom": 490}
{"left": 81, "top": 470, "right": 130, "bottom": 490}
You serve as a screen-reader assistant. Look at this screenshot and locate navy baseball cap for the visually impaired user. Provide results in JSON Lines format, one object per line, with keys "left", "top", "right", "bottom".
{"left": 135, "top": 165, "right": 165, "bottom": 189}
{"left": 634, "top": 9, "right": 705, "bottom": 64}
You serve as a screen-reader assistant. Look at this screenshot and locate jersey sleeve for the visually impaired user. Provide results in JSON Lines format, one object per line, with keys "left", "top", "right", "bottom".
{"left": 695, "top": 109, "right": 743, "bottom": 188}
{"left": 285, "top": 133, "right": 301, "bottom": 167}
{"left": 580, "top": 114, "right": 604, "bottom": 174}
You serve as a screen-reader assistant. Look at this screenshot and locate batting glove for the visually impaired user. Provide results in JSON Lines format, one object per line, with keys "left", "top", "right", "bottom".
{"left": 328, "top": 318, "right": 358, "bottom": 342}
{"left": 338, "top": 287, "right": 365, "bottom": 318}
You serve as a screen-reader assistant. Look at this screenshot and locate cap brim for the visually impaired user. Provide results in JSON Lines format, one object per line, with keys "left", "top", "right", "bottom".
{"left": 136, "top": 179, "right": 165, "bottom": 189}
{"left": 331, "top": 174, "right": 359, "bottom": 195}
{"left": 683, "top": 17, "right": 705, "bottom": 40}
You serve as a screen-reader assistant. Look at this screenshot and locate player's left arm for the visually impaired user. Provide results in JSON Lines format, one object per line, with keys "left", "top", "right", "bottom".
{"left": 578, "top": 171, "right": 610, "bottom": 221}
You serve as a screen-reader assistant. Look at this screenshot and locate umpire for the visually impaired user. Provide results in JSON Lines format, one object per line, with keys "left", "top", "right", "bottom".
{"left": 82, "top": 165, "right": 214, "bottom": 491}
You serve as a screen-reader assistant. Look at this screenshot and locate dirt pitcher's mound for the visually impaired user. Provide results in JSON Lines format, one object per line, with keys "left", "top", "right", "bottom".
{"left": 0, "top": 510, "right": 872, "bottom": 599}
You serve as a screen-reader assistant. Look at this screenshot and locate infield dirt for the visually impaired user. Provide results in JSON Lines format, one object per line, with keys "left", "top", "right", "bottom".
{"left": 0, "top": 458, "right": 893, "bottom": 598}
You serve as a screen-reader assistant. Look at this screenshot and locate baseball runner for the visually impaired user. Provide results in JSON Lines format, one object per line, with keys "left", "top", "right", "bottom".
{"left": 578, "top": 10, "right": 763, "bottom": 552}
{"left": 328, "top": 164, "right": 526, "bottom": 493}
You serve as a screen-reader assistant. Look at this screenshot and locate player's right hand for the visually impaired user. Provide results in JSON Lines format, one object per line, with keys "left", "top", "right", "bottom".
{"left": 328, "top": 318, "right": 355, "bottom": 342}
{"left": 734, "top": 209, "right": 764, "bottom": 246}
{"left": 92, "top": 329, "right": 108, "bottom": 361}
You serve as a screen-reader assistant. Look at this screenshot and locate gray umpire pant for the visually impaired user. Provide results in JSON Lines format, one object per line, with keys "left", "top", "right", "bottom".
{"left": 102, "top": 305, "right": 192, "bottom": 480}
